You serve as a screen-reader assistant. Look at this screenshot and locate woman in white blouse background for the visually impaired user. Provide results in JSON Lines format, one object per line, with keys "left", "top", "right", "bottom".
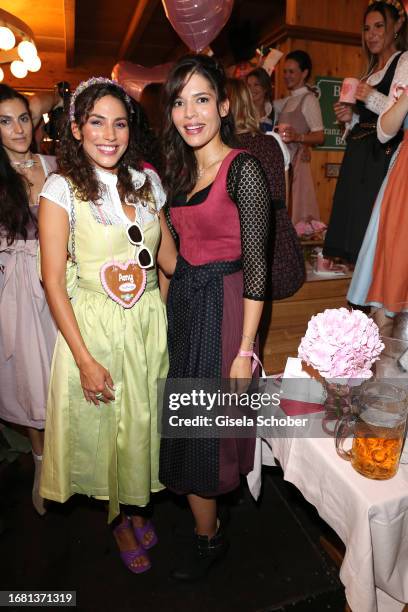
{"left": 273, "top": 50, "right": 324, "bottom": 224}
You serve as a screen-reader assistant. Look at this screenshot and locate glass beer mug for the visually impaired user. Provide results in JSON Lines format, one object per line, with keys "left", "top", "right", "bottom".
{"left": 335, "top": 382, "right": 408, "bottom": 479}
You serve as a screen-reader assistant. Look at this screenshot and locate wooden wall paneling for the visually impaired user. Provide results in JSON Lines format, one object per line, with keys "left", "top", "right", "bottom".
{"left": 262, "top": 278, "right": 351, "bottom": 373}
{"left": 64, "top": 0, "right": 76, "bottom": 68}
{"left": 310, "top": 150, "right": 344, "bottom": 224}
{"left": 285, "top": 0, "right": 297, "bottom": 25}
{"left": 291, "top": 0, "right": 367, "bottom": 33}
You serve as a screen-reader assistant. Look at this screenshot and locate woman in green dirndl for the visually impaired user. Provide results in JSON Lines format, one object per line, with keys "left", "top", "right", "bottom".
{"left": 38, "top": 78, "right": 176, "bottom": 573}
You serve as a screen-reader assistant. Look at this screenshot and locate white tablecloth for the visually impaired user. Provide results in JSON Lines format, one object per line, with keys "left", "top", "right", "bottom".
{"left": 248, "top": 436, "right": 408, "bottom": 612}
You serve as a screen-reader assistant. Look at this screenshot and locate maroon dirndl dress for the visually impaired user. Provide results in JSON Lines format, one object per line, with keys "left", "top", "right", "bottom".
{"left": 159, "top": 150, "right": 272, "bottom": 496}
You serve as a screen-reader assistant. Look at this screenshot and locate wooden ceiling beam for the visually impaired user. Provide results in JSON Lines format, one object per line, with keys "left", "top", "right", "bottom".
{"left": 261, "top": 24, "right": 361, "bottom": 47}
{"left": 64, "top": 0, "right": 76, "bottom": 68}
{"left": 118, "top": 0, "right": 161, "bottom": 60}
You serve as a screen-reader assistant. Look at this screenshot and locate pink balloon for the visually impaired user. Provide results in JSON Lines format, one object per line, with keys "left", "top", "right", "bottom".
{"left": 162, "top": 0, "right": 234, "bottom": 53}
{"left": 112, "top": 61, "right": 173, "bottom": 100}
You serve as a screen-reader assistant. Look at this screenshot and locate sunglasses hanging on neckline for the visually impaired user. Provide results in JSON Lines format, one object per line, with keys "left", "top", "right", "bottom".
{"left": 126, "top": 222, "right": 153, "bottom": 269}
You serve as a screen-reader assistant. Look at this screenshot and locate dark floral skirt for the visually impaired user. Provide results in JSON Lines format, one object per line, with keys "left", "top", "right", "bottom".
{"left": 159, "top": 256, "right": 255, "bottom": 496}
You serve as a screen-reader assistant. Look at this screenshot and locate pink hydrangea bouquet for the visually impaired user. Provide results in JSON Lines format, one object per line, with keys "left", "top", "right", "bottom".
{"left": 298, "top": 307, "right": 384, "bottom": 379}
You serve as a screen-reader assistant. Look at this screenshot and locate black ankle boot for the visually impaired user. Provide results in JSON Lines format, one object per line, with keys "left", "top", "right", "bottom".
{"left": 171, "top": 527, "right": 228, "bottom": 581}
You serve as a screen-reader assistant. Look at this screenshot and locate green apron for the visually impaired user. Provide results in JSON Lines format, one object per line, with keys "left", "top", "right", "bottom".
{"left": 41, "top": 192, "right": 168, "bottom": 522}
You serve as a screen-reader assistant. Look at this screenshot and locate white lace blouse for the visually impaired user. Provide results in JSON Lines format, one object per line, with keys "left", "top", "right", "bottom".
{"left": 376, "top": 50, "right": 408, "bottom": 142}
{"left": 40, "top": 166, "right": 166, "bottom": 227}
{"left": 347, "top": 51, "right": 406, "bottom": 131}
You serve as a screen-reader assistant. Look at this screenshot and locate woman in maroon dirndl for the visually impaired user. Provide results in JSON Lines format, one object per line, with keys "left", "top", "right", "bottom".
{"left": 159, "top": 55, "right": 273, "bottom": 580}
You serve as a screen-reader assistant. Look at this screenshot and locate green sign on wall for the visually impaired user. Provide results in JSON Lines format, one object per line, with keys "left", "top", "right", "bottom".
{"left": 315, "top": 76, "right": 346, "bottom": 151}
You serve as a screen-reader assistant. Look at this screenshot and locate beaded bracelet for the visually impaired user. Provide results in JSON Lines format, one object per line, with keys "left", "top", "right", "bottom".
{"left": 241, "top": 333, "right": 255, "bottom": 346}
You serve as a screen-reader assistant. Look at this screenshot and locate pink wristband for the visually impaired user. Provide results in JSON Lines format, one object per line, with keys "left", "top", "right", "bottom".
{"left": 237, "top": 349, "right": 265, "bottom": 377}
{"left": 238, "top": 349, "right": 253, "bottom": 358}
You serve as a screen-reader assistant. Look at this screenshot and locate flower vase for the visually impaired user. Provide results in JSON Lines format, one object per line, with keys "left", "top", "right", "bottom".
{"left": 322, "top": 379, "right": 354, "bottom": 436}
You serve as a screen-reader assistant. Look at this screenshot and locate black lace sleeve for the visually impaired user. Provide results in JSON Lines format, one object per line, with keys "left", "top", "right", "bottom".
{"left": 163, "top": 203, "right": 179, "bottom": 249}
{"left": 227, "top": 152, "right": 273, "bottom": 300}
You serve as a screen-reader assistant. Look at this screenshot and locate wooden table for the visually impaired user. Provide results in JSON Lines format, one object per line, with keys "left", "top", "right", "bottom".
{"left": 261, "top": 267, "right": 352, "bottom": 374}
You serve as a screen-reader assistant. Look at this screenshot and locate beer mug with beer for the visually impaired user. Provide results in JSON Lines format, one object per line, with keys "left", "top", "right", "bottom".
{"left": 335, "top": 382, "right": 408, "bottom": 479}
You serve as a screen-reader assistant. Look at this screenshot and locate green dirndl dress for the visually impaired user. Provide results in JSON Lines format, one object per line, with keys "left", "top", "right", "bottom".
{"left": 40, "top": 187, "right": 168, "bottom": 522}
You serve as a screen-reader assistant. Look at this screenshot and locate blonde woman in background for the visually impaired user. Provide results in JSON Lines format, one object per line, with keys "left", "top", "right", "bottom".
{"left": 246, "top": 67, "right": 275, "bottom": 132}
{"left": 227, "top": 78, "right": 303, "bottom": 308}
{"left": 227, "top": 78, "right": 287, "bottom": 206}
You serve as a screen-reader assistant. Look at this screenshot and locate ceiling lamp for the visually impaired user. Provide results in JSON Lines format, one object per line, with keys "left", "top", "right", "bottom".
{"left": 0, "top": 26, "right": 15, "bottom": 51}
{"left": 10, "top": 60, "right": 28, "bottom": 79}
{"left": 25, "top": 55, "right": 41, "bottom": 72}
{"left": 0, "top": 9, "right": 41, "bottom": 80}
{"left": 18, "top": 40, "right": 37, "bottom": 62}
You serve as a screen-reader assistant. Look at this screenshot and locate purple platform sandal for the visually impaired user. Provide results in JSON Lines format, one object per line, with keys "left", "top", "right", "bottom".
{"left": 113, "top": 518, "right": 151, "bottom": 574}
{"left": 132, "top": 519, "right": 158, "bottom": 550}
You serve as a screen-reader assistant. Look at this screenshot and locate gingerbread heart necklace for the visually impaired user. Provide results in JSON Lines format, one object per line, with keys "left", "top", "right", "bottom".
{"left": 99, "top": 220, "right": 147, "bottom": 309}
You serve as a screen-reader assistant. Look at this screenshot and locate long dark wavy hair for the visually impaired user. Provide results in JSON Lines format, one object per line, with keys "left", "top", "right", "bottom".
{"left": 57, "top": 82, "right": 152, "bottom": 204}
{"left": 161, "top": 54, "right": 237, "bottom": 200}
{"left": 363, "top": 2, "right": 408, "bottom": 77}
{"left": 0, "top": 84, "right": 35, "bottom": 245}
